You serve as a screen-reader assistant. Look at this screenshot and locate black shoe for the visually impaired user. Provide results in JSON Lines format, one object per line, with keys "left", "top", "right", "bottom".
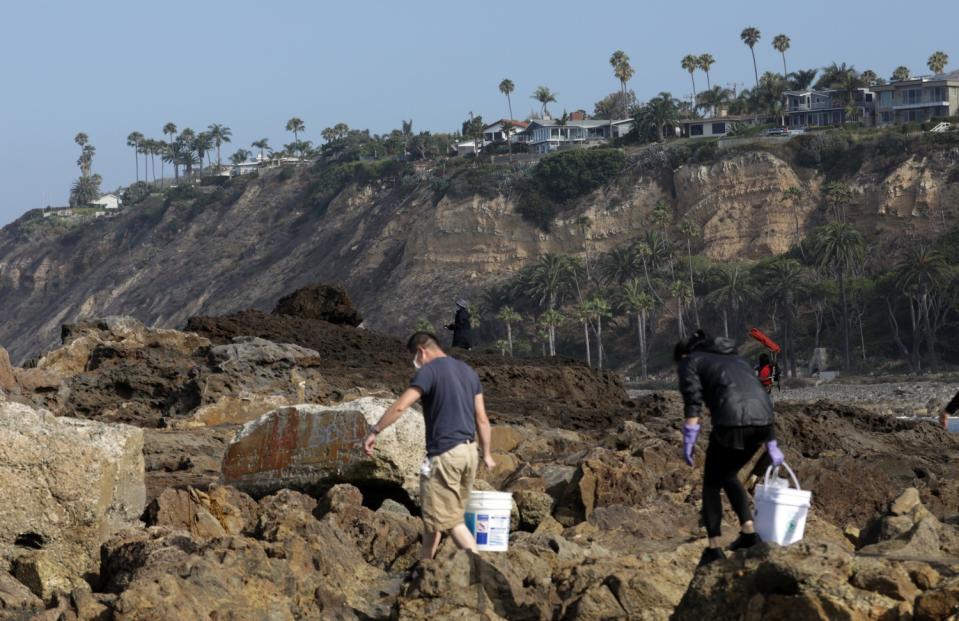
{"left": 728, "top": 532, "right": 762, "bottom": 551}
{"left": 697, "top": 547, "right": 726, "bottom": 567}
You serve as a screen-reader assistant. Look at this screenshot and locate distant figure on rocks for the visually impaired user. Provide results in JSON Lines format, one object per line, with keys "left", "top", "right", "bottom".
{"left": 675, "top": 329, "right": 784, "bottom": 567}
{"left": 446, "top": 298, "right": 472, "bottom": 350}
{"left": 364, "top": 332, "right": 495, "bottom": 562}
{"left": 940, "top": 390, "right": 959, "bottom": 430}
{"left": 755, "top": 353, "right": 780, "bottom": 394}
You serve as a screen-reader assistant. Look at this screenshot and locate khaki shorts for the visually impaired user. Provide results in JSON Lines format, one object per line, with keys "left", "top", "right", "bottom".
{"left": 420, "top": 442, "right": 478, "bottom": 532}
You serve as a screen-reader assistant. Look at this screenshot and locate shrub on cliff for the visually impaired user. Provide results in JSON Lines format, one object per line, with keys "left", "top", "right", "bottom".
{"left": 306, "top": 160, "right": 412, "bottom": 212}
{"left": 791, "top": 131, "right": 863, "bottom": 178}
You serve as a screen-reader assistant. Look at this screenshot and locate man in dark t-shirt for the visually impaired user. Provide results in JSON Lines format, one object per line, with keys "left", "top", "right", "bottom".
{"left": 364, "top": 332, "right": 495, "bottom": 560}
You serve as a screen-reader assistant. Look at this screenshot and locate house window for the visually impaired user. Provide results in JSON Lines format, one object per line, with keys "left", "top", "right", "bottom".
{"left": 711, "top": 122, "right": 726, "bottom": 134}
{"left": 690, "top": 124, "right": 704, "bottom": 136}
{"left": 879, "top": 91, "right": 892, "bottom": 107}
{"left": 881, "top": 111, "right": 892, "bottom": 123}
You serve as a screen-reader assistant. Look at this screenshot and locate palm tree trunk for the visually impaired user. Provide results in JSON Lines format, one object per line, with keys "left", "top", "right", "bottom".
{"left": 596, "top": 318, "right": 604, "bottom": 371}
{"left": 507, "top": 323, "right": 513, "bottom": 357}
{"left": 751, "top": 47, "right": 760, "bottom": 121}
{"left": 722, "top": 308, "right": 729, "bottom": 339}
{"left": 689, "top": 73, "right": 697, "bottom": 109}
{"left": 687, "top": 239, "right": 700, "bottom": 327}
{"left": 840, "top": 272, "right": 851, "bottom": 370}
{"left": 583, "top": 320, "right": 592, "bottom": 368}
{"left": 548, "top": 325, "right": 556, "bottom": 356}
{"left": 134, "top": 148, "right": 139, "bottom": 183}
{"left": 637, "top": 311, "right": 648, "bottom": 380}
{"left": 677, "top": 299, "right": 685, "bottom": 338}
{"left": 781, "top": 52, "right": 788, "bottom": 77}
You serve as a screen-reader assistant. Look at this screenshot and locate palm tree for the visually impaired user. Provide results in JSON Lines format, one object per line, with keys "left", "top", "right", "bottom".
{"left": 193, "top": 132, "right": 213, "bottom": 176}
{"left": 860, "top": 69, "right": 879, "bottom": 86}
{"left": 499, "top": 78, "right": 515, "bottom": 120}
{"left": 74, "top": 132, "right": 88, "bottom": 148}
{"left": 539, "top": 309, "right": 564, "bottom": 356}
{"left": 740, "top": 27, "right": 762, "bottom": 89}
{"left": 622, "top": 279, "right": 656, "bottom": 380}
{"left": 251, "top": 139, "right": 270, "bottom": 162}
{"left": 573, "top": 301, "right": 593, "bottom": 368}
{"left": 496, "top": 306, "right": 521, "bottom": 357}
{"left": 163, "top": 123, "right": 178, "bottom": 183}
{"left": 758, "top": 257, "right": 809, "bottom": 377}
{"left": 681, "top": 55, "right": 700, "bottom": 108}
{"left": 610, "top": 51, "right": 635, "bottom": 118}
{"left": 599, "top": 246, "right": 640, "bottom": 285}
{"left": 813, "top": 222, "right": 865, "bottom": 370}
{"left": 788, "top": 69, "right": 818, "bottom": 90}
{"left": 208, "top": 124, "right": 232, "bottom": 170}
{"left": 697, "top": 85, "right": 733, "bottom": 116}
{"left": 704, "top": 265, "right": 756, "bottom": 339}
{"left": 587, "top": 297, "right": 612, "bottom": 371}
{"left": 286, "top": 117, "right": 305, "bottom": 156}
{"left": 772, "top": 34, "right": 791, "bottom": 76}
{"left": 679, "top": 219, "right": 701, "bottom": 326}
{"left": 525, "top": 253, "right": 575, "bottom": 311}
{"left": 137, "top": 141, "right": 151, "bottom": 182}
{"left": 670, "top": 280, "right": 693, "bottom": 338}
{"left": 531, "top": 86, "right": 557, "bottom": 118}
{"left": 230, "top": 149, "right": 251, "bottom": 166}
{"left": 928, "top": 51, "right": 949, "bottom": 75}
{"left": 891, "top": 66, "right": 911, "bottom": 81}
{"left": 895, "top": 246, "right": 950, "bottom": 371}
{"left": 126, "top": 132, "right": 144, "bottom": 183}
{"left": 635, "top": 92, "right": 680, "bottom": 142}
{"left": 69, "top": 174, "right": 101, "bottom": 207}
{"left": 698, "top": 54, "right": 715, "bottom": 91}
{"left": 77, "top": 144, "right": 95, "bottom": 177}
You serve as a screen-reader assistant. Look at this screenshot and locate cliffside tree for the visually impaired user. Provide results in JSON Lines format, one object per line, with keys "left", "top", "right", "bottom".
{"left": 772, "top": 34, "right": 791, "bottom": 76}
{"left": 895, "top": 246, "right": 952, "bottom": 372}
{"left": 285, "top": 117, "right": 305, "bottom": 156}
{"left": 531, "top": 86, "right": 557, "bottom": 118}
{"left": 757, "top": 257, "right": 809, "bottom": 377}
{"left": 698, "top": 54, "right": 715, "bottom": 91}
{"left": 622, "top": 279, "right": 655, "bottom": 380}
{"left": 497, "top": 306, "right": 521, "bottom": 357}
{"left": 610, "top": 51, "right": 635, "bottom": 118}
{"left": 740, "top": 27, "right": 761, "bottom": 90}
{"left": 679, "top": 218, "right": 701, "bottom": 327}
{"left": 588, "top": 297, "right": 612, "bottom": 371}
{"left": 928, "top": 51, "right": 949, "bottom": 75}
{"left": 704, "top": 265, "right": 755, "bottom": 339}
{"left": 69, "top": 174, "right": 101, "bottom": 207}
{"left": 788, "top": 69, "right": 818, "bottom": 90}
{"left": 539, "top": 309, "right": 563, "bottom": 356}
{"left": 208, "top": 124, "right": 232, "bottom": 170}
{"left": 193, "top": 132, "right": 212, "bottom": 175}
{"left": 252, "top": 139, "right": 270, "bottom": 162}
{"left": 127, "top": 132, "right": 144, "bottom": 183}
{"left": 813, "top": 222, "right": 865, "bottom": 370}
{"left": 163, "top": 122, "right": 178, "bottom": 182}
{"left": 230, "top": 149, "right": 251, "bottom": 165}
{"left": 892, "top": 66, "right": 911, "bottom": 81}
{"left": 681, "top": 55, "right": 700, "bottom": 108}
{"left": 634, "top": 93, "right": 680, "bottom": 142}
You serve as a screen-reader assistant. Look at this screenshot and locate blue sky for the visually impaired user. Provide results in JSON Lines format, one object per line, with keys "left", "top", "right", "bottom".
{"left": 0, "top": 0, "right": 956, "bottom": 225}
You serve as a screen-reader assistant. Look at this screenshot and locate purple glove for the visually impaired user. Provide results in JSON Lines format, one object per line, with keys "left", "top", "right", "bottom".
{"left": 766, "top": 440, "right": 784, "bottom": 467}
{"left": 682, "top": 423, "right": 701, "bottom": 466}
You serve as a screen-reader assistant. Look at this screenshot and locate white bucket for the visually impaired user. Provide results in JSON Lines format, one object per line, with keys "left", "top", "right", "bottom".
{"left": 754, "top": 463, "right": 811, "bottom": 546}
{"left": 464, "top": 491, "right": 512, "bottom": 552}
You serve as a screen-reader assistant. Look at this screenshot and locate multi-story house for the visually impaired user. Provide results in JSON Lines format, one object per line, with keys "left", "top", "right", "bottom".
{"left": 872, "top": 70, "right": 959, "bottom": 126}
{"left": 783, "top": 88, "right": 875, "bottom": 128}
{"left": 524, "top": 118, "right": 633, "bottom": 154}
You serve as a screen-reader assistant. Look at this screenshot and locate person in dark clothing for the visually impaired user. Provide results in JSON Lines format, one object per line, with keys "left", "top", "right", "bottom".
{"left": 675, "top": 329, "right": 785, "bottom": 567}
{"left": 446, "top": 298, "right": 472, "bottom": 350}
{"left": 940, "top": 391, "right": 959, "bottom": 430}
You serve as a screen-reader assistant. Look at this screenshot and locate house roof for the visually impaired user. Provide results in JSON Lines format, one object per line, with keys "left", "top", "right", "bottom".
{"left": 877, "top": 69, "right": 959, "bottom": 89}
{"left": 483, "top": 119, "right": 529, "bottom": 131}
{"left": 679, "top": 115, "right": 750, "bottom": 125}
{"left": 528, "top": 118, "right": 625, "bottom": 129}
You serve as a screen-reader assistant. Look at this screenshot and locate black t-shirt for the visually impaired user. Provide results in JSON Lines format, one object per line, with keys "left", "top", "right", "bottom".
{"left": 411, "top": 356, "right": 482, "bottom": 456}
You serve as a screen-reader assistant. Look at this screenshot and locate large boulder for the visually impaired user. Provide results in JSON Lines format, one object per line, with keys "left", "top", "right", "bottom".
{"left": 221, "top": 397, "right": 425, "bottom": 499}
{"left": 273, "top": 284, "right": 363, "bottom": 327}
{"left": 0, "top": 402, "right": 145, "bottom": 597}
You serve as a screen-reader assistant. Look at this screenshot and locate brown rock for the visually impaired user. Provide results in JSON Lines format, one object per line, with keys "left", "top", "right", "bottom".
{"left": 514, "top": 490, "right": 554, "bottom": 531}
{"left": 273, "top": 284, "right": 363, "bottom": 326}
{"left": 0, "top": 569, "right": 42, "bottom": 611}
{"left": 889, "top": 487, "right": 921, "bottom": 516}
{"left": 12, "top": 550, "right": 85, "bottom": 604}
{"left": 143, "top": 488, "right": 227, "bottom": 538}
{"left": 902, "top": 561, "right": 941, "bottom": 591}
{"left": 0, "top": 346, "right": 16, "bottom": 393}
{"left": 915, "top": 576, "right": 959, "bottom": 621}
{"left": 850, "top": 559, "right": 920, "bottom": 601}
{"left": 14, "top": 367, "right": 61, "bottom": 393}
{"left": 490, "top": 425, "right": 526, "bottom": 453}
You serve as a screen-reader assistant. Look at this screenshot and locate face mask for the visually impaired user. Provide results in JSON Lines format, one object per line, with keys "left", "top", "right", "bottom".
{"left": 413, "top": 352, "right": 422, "bottom": 370}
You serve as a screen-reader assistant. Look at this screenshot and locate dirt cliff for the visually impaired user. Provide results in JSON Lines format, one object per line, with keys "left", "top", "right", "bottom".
{"left": 0, "top": 142, "right": 956, "bottom": 361}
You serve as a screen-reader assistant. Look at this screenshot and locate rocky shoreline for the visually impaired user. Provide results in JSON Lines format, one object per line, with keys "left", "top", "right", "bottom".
{"left": 0, "top": 286, "right": 957, "bottom": 619}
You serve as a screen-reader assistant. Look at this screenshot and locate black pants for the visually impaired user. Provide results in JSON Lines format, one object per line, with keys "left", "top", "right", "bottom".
{"left": 702, "top": 430, "right": 768, "bottom": 538}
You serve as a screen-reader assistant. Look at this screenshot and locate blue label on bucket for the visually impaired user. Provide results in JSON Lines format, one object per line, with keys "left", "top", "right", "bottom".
{"left": 476, "top": 514, "right": 489, "bottom": 545}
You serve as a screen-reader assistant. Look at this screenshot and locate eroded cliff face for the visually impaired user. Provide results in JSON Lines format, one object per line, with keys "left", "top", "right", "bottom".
{"left": 0, "top": 146, "right": 956, "bottom": 361}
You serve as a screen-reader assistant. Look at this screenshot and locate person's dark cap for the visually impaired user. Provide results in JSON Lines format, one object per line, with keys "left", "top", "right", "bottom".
{"left": 456, "top": 298, "right": 468, "bottom": 308}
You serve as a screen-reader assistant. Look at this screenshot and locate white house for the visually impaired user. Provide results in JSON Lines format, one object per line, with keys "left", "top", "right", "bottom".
{"left": 525, "top": 118, "right": 631, "bottom": 153}
{"left": 455, "top": 139, "right": 481, "bottom": 156}
{"left": 91, "top": 193, "right": 121, "bottom": 210}
{"left": 482, "top": 120, "right": 530, "bottom": 144}
{"left": 679, "top": 115, "right": 750, "bottom": 138}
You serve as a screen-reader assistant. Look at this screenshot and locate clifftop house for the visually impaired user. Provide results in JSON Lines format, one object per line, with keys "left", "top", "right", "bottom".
{"left": 872, "top": 70, "right": 959, "bottom": 126}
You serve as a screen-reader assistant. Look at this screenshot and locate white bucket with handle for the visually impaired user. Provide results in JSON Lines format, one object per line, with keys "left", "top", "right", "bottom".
{"left": 464, "top": 491, "right": 512, "bottom": 552}
{"left": 754, "top": 462, "right": 811, "bottom": 546}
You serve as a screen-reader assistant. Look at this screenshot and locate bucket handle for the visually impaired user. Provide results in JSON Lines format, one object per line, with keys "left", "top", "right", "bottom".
{"left": 763, "top": 462, "right": 803, "bottom": 491}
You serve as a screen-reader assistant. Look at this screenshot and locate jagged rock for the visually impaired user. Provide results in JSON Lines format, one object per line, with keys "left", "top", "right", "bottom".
{"left": 13, "top": 367, "right": 61, "bottom": 393}
{"left": 221, "top": 398, "right": 426, "bottom": 499}
{"left": 0, "top": 402, "right": 144, "bottom": 593}
{"left": 12, "top": 550, "right": 86, "bottom": 604}
{"left": 514, "top": 490, "right": 554, "bottom": 531}
{"left": 0, "top": 569, "right": 42, "bottom": 611}
{"left": 914, "top": 575, "right": 959, "bottom": 621}
{"left": 377, "top": 499, "right": 412, "bottom": 517}
{"left": 890, "top": 487, "right": 921, "bottom": 516}
{"left": 273, "top": 284, "right": 363, "bottom": 327}
{"left": 0, "top": 346, "right": 16, "bottom": 394}
{"left": 143, "top": 486, "right": 257, "bottom": 538}
{"left": 673, "top": 541, "right": 922, "bottom": 620}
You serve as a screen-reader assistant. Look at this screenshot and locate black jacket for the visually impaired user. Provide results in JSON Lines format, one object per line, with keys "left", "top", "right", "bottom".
{"left": 677, "top": 337, "right": 774, "bottom": 428}
{"left": 448, "top": 307, "right": 472, "bottom": 349}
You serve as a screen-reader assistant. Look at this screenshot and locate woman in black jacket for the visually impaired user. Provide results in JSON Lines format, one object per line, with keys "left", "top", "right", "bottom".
{"left": 446, "top": 299, "right": 472, "bottom": 350}
{"left": 675, "top": 330, "right": 785, "bottom": 567}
